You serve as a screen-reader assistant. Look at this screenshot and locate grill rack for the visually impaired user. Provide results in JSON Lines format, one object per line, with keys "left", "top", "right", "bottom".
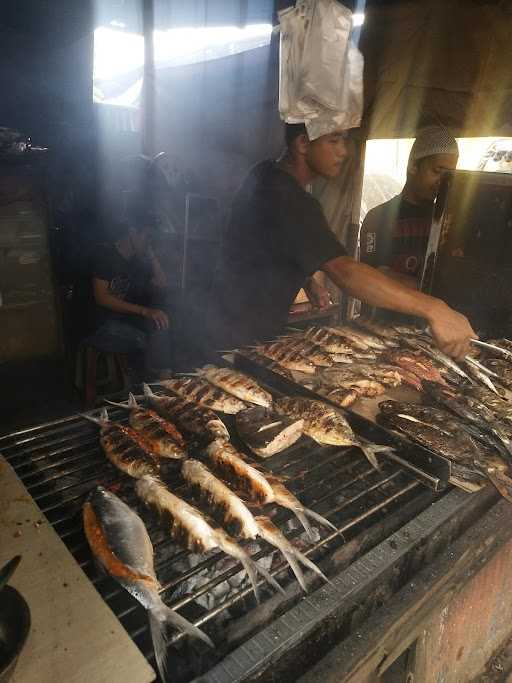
{"left": 0, "top": 398, "right": 435, "bottom": 682}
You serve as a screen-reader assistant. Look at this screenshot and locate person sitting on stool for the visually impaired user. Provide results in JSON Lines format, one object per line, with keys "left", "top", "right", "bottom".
{"left": 88, "top": 210, "right": 172, "bottom": 379}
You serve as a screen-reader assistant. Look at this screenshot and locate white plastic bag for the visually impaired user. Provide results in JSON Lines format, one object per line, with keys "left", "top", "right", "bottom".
{"left": 278, "top": 0, "right": 363, "bottom": 140}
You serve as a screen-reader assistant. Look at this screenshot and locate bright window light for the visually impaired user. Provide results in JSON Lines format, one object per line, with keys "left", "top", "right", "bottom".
{"left": 93, "top": 24, "right": 273, "bottom": 106}
{"left": 352, "top": 13, "right": 365, "bottom": 27}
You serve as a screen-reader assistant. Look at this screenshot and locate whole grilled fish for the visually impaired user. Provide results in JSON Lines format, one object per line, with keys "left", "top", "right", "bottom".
{"left": 105, "top": 394, "right": 187, "bottom": 459}
{"left": 303, "top": 327, "right": 355, "bottom": 355}
{"left": 465, "top": 385, "right": 512, "bottom": 423}
{"left": 274, "top": 397, "right": 390, "bottom": 469}
{"left": 83, "top": 487, "right": 213, "bottom": 680}
{"left": 83, "top": 409, "right": 160, "bottom": 478}
{"left": 256, "top": 341, "right": 316, "bottom": 374}
{"left": 405, "top": 338, "right": 472, "bottom": 383}
{"left": 423, "top": 381, "right": 512, "bottom": 459}
{"left": 159, "top": 377, "right": 246, "bottom": 414}
{"left": 484, "top": 359, "right": 512, "bottom": 386}
{"left": 143, "top": 384, "right": 229, "bottom": 442}
{"left": 237, "top": 348, "right": 295, "bottom": 380}
{"left": 236, "top": 406, "right": 304, "bottom": 457}
{"left": 206, "top": 440, "right": 337, "bottom": 541}
{"left": 378, "top": 400, "right": 512, "bottom": 500}
{"left": 464, "top": 357, "right": 500, "bottom": 395}
{"left": 326, "top": 325, "right": 387, "bottom": 351}
{"left": 197, "top": 365, "right": 272, "bottom": 407}
{"left": 353, "top": 364, "right": 403, "bottom": 387}
{"left": 181, "top": 459, "right": 330, "bottom": 591}
{"left": 135, "top": 476, "right": 283, "bottom": 602}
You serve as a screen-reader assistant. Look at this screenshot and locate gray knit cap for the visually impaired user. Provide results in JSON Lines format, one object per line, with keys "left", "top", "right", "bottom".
{"left": 409, "top": 126, "right": 459, "bottom": 162}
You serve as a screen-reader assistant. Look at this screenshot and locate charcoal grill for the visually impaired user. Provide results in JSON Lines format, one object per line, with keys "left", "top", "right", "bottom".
{"left": 0, "top": 393, "right": 494, "bottom": 683}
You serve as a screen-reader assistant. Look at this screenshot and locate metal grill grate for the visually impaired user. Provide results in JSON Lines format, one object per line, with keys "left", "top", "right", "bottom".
{"left": 0, "top": 403, "right": 434, "bottom": 682}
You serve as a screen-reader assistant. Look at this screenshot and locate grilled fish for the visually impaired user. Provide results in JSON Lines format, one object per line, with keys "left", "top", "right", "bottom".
{"left": 354, "top": 364, "right": 402, "bottom": 387}
{"left": 405, "top": 338, "right": 472, "bottom": 382}
{"left": 326, "top": 325, "right": 387, "bottom": 351}
{"left": 181, "top": 459, "right": 329, "bottom": 591}
{"left": 105, "top": 394, "right": 187, "bottom": 459}
{"left": 321, "top": 368, "right": 386, "bottom": 397}
{"left": 284, "top": 338, "right": 334, "bottom": 367}
{"left": 135, "top": 475, "right": 283, "bottom": 602}
{"left": 317, "top": 386, "right": 359, "bottom": 408}
{"left": 423, "top": 381, "right": 512, "bottom": 459}
{"left": 303, "top": 327, "right": 355, "bottom": 354}
{"left": 83, "top": 487, "right": 213, "bottom": 680}
{"left": 236, "top": 406, "right": 304, "bottom": 457}
{"left": 237, "top": 349, "right": 295, "bottom": 380}
{"left": 383, "top": 351, "right": 448, "bottom": 386}
{"left": 465, "top": 385, "right": 512, "bottom": 423}
{"left": 483, "top": 359, "right": 512, "bottom": 386}
{"left": 83, "top": 409, "right": 160, "bottom": 478}
{"left": 159, "top": 377, "right": 246, "bottom": 414}
{"left": 464, "top": 357, "right": 500, "bottom": 395}
{"left": 197, "top": 365, "right": 272, "bottom": 407}
{"left": 353, "top": 318, "right": 401, "bottom": 345}
{"left": 143, "top": 384, "right": 229, "bottom": 442}
{"left": 256, "top": 341, "right": 316, "bottom": 374}
{"left": 206, "top": 440, "right": 336, "bottom": 540}
{"left": 274, "top": 397, "right": 389, "bottom": 469}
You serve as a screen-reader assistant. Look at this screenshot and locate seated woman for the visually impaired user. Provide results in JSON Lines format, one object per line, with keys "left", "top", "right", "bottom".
{"left": 87, "top": 210, "right": 172, "bottom": 379}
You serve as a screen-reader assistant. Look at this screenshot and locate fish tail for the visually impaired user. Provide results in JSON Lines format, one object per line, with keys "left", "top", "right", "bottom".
{"left": 149, "top": 600, "right": 213, "bottom": 677}
{"left": 292, "top": 509, "right": 317, "bottom": 542}
{"left": 103, "top": 396, "right": 132, "bottom": 410}
{"left": 252, "top": 558, "right": 285, "bottom": 595}
{"left": 301, "top": 507, "right": 338, "bottom": 534}
{"left": 281, "top": 549, "right": 308, "bottom": 592}
{"left": 286, "top": 545, "right": 332, "bottom": 587}
{"left": 239, "top": 556, "right": 261, "bottom": 603}
{"left": 143, "top": 383, "right": 155, "bottom": 398}
{"left": 81, "top": 407, "right": 109, "bottom": 426}
{"left": 359, "top": 444, "right": 394, "bottom": 470}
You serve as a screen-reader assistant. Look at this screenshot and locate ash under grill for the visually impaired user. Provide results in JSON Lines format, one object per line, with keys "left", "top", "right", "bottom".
{"left": 0, "top": 405, "right": 438, "bottom": 682}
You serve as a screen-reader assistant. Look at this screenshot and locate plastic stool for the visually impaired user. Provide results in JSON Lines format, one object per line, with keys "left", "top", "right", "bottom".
{"left": 77, "top": 345, "right": 130, "bottom": 409}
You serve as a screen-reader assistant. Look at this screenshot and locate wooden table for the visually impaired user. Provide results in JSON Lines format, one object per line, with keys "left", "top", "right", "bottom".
{"left": 0, "top": 456, "right": 155, "bottom": 683}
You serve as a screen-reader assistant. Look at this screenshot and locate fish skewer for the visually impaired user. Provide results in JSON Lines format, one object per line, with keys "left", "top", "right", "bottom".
{"left": 181, "top": 459, "right": 330, "bottom": 591}
{"left": 196, "top": 365, "right": 272, "bottom": 407}
{"left": 83, "top": 487, "right": 213, "bottom": 681}
{"left": 135, "top": 476, "right": 283, "bottom": 603}
{"left": 158, "top": 377, "right": 246, "bottom": 414}
{"left": 206, "top": 440, "right": 337, "bottom": 541}
{"left": 105, "top": 394, "right": 187, "bottom": 459}
{"left": 82, "top": 409, "right": 160, "bottom": 478}
{"left": 143, "top": 384, "right": 229, "bottom": 442}
{"left": 274, "top": 397, "right": 391, "bottom": 469}
{"left": 471, "top": 338, "right": 512, "bottom": 362}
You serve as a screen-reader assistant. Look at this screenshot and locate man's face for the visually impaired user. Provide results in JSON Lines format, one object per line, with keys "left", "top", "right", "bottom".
{"left": 129, "top": 227, "right": 150, "bottom": 256}
{"left": 409, "top": 153, "right": 458, "bottom": 202}
{"left": 305, "top": 132, "right": 348, "bottom": 179}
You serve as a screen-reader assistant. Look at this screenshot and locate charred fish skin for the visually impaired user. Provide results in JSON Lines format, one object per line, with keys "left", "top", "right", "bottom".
{"left": 181, "top": 459, "right": 260, "bottom": 539}
{"left": 83, "top": 486, "right": 213, "bottom": 679}
{"left": 199, "top": 365, "right": 272, "bottom": 407}
{"left": 129, "top": 409, "right": 187, "bottom": 459}
{"left": 274, "top": 397, "right": 356, "bottom": 447}
{"left": 303, "top": 327, "right": 355, "bottom": 355}
{"left": 143, "top": 384, "right": 230, "bottom": 442}
{"left": 160, "top": 377, "right": 246, "bottom": 414}
{"left": 206, "top": 440, "right": 275, "bottom": 504}
{"left": 100, "top": 424, "right": 161, "bottom": 479}
{"left": 257, "top": 341, "right": 317, "bottom": 374}
{"left": 284, "top": 338, "right": 334, "bottom": 367}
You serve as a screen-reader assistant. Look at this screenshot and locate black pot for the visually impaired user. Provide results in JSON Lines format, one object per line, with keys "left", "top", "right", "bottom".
{"left": 0, "top": 586, "right": 31, "bottom": 683}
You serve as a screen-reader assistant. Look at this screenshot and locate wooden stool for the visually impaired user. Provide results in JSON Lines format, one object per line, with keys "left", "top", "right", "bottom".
{"left": 76, "top": 345, "right": 131, "bottom": 409}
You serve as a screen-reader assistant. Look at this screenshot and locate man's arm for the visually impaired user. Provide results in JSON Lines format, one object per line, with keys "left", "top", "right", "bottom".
{"left": 322, "top": 256, "right": 476, "bottom": 359}
{"left": 93, "top": 278, "right": 169, "bottom": 330}
{"left": 146, "top": 246, "right": 168, "bottom": 289}
{"left": 377, "top": 266, "right": 418, "bottom": 289}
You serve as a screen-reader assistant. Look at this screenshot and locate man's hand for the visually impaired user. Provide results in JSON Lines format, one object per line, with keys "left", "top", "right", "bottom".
{"left": 425, "top": 299, "right": 476, "bottom": 360}
{"left": 304, "top": 276, "right": 332, "bottom": 310}
{"left": 141, "top": 307, "right": 170, "bottom": 330}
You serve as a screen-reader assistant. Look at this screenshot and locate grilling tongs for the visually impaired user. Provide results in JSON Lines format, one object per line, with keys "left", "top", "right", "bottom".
{"left": 470, "top": 338, "right": 512, "bottom": 361}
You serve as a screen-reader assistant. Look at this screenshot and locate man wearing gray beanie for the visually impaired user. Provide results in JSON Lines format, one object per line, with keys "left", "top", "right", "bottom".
{"left": 360, "top": 126, "right": 458, "bottom": 289}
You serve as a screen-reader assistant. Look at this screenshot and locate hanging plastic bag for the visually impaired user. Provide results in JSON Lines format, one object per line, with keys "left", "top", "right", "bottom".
{"left": 278, "top": 0, "right": 363, "bottom": 139}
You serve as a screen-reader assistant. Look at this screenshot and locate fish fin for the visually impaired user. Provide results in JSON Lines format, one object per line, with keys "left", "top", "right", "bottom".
{"left": 292, "top": 509, "right": 317, "bottom": 542}
{"left": 143, "top": 383, "right": 155, "bottom": 398}
{"left": 81, "top": 409, "right": 109, "bottom": 426}
{"left": 286, "top": 546, "right": 332, "bottom": 587}
{"left": 252, "top": 559, "right": 285, "bottom": 595}
{"left": 301, "top": 507, "right": 338, "bottom": 534}
{"left": 359, "top": 444, "right": 394, "bottom": 470}
{"left": 104, "top": 398, "right": 130, "bottom": 409}
{"left": 240, "top": 556, "right": 260, "bottom": 603}
{"left": 282, "top": 550, "right": 308, "bottom": 592}
{"left": 150, "top": 601, "right": 214, "bottom": 660}
{"left": 148, "top": 609, "right": 169, "bottom": 682}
